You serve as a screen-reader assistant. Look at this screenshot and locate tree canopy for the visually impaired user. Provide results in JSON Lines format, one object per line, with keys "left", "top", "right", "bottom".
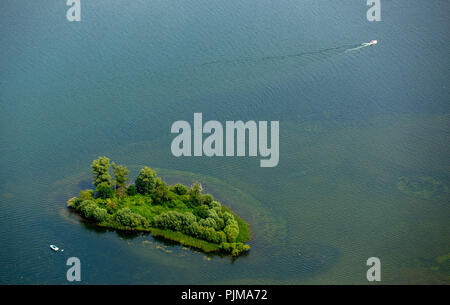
{"left": 135, "top": 166, "right": 158, "bottom": 195}
{"left": 112, "top": 162, "right": 129, "bottom": 191}
{"left": 91, "top": 156, "right": 112, "bottom": 188}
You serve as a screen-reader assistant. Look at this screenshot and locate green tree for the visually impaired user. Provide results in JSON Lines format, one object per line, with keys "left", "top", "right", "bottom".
{"left": 152, "top": 211, "right": 196, "bottom": 232}
{"left": 135, "top": 166, "right": 157, "bottom": 195}
{"left": 112, "top": 162, "right": 128, "bottom": 189}
{"left": 91, "top": 157, "right": 111, "bottom": 188}
{"left": 216, "top": 231, "right": 227, "bottom": 244}
{"left": 96, "top": 184, "right": 113, "bottom": 199}
{"left": 126, "top": 185, "right": 137, "bottom": 196}
{"left": 172, "top": 183, "right": 188, "bottom": 195}
{"left": 199, "top": 217, "right": 217, "bottom": 229}
{"left": 209, "top": 200, "right": 222, "bottom": 210}
{"left": 194, "top": 205, "right": 209, "bottom": 219}
{"left": 153, "top": 178, "right": 170, "bottom": 203}
{"left": 206, "top": 209, "right": 224, "bottom": 230}
{"left": 188, "top": 182, "right": 203, "bottom": 206}
{"left": 202, "top": 194, "right": 214, "bottom": 205}
{"left": 224, "top": 217, "right": 239, "bottom": 243}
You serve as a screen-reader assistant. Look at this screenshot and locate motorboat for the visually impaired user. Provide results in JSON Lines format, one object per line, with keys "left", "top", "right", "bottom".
{"left": 50, "top": 245, "right": 59, "bottom": 251}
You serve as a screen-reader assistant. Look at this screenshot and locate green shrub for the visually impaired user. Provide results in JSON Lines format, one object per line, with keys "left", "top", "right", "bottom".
{"left": 203, "top": 227, "right": 216, "bottom": 242}
{"left": 199, "top": 217, "right": 217, "bottom": 229}
{"left": 194, "top": 205, "right": 209, "bottom": 219}
{"left": 221, "top": 211, "right": 234, "bottom": 223}
{"left": 104, "top": 198, "right": 117, "bottom": 212}
{"left": 209, "top": 200, "right": 221, "bottom": 209}
{"left": 216, "top": 231, "right": 227, "bottom": 244}
{"left": 172, "top": 183, "right": 188, "bottom": 195}
{"left": 207, "top": 209, "right": 225, "bottom": 230}
{"left": 223, "top": 224, "right": 239, "bottom": 242}
{"left": 91, "top": 206, "right": 109, "bottom": 222}
{"left": 95, "top": 184, "right": 113, "bottom": 199}
{"left": 220, "top": 242, "right": 250, "bottom": 256}
{"left": 187, "top": 222, "right": 201, "bottom": 237}
{"left": 78, "top": 189, "right": 94, "bottom": 200}
{"left": 184, "top": 222, "right": 223, "bottom": 244}
{"left": 126, "top": 185, "right": 137, "bottom": 196}
{"left": 67, "top": 197, "right": 82, "bottom": 208}
{"left": 224, "top": 218, "right": 239, "bottom": 243}
{"left": 152, "top": 211, "right": 196, "bottom": 233}
{"left": 115, "top": 207, "right": 148, "bottom": 228}
{"left": 153, "top": 178, "right": 170, "bottom": 203}
{"left": 188, "top": 182, "right": 203, "bottom": 206}
{"left": 202, "top": 194, "right": 214, "bottom": 205}
{"left": 78, "top": 200, "right": 95, "bottom": 212}
{"left": 78, "top": 200, "right": 109, "bottom": 223}
{"left": 150, "top": 228, "right": 221, "bottom": 253}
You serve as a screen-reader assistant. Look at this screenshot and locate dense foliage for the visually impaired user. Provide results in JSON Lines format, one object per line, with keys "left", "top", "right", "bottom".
{"left": 91, "top": 156, "right": 112, "bottom": 188}
{"left": 68, "top": 157, "right": 251, "bottom": 256}
{"left": 135, "top": 166, "right": 157, "bottom": 195}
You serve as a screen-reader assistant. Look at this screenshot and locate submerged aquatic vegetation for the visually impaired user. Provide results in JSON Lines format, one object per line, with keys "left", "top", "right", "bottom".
{"left": 397, "top": 176, "right": 449, "bottom": 200}
{"left": 414, "top": 253, "right": 450, "bottom": 277}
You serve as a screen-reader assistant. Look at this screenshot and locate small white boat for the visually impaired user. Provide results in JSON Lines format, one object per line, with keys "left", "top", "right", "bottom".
{"left": 50, "top": 245, "right": 59, "bottom": 251}
{"left": 346, "top": 40, "right": 378, "bottom": 52}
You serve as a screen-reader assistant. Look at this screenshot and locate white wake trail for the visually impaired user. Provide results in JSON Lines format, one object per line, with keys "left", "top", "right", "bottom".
{"left": 345, "top": 43, "right": 372, "bottom": 52}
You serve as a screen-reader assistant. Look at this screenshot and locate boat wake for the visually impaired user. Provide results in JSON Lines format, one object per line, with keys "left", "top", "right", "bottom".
{"left": 198, "top": 41, "right": 377, "bottom": 67}
{"left": 198, "top": 44, "right": 358, "bottom": 67}
{"left": 345, "top": 40, "right": 378, "bottom": 52}
{"left": 345, "top": 43, "right": 373, "bottom": 52}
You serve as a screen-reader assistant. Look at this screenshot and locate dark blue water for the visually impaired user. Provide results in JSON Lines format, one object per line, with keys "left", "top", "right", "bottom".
{"left": 1, "top": 1, "right": 449, "bottom": 284}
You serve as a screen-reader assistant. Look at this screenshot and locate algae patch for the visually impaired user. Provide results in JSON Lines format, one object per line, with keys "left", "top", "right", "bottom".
{"left": 415, "top": 253, "right": 450, "bottom": 276}
{"left": 397, "top": 176, "right": 449, "bottom": 200}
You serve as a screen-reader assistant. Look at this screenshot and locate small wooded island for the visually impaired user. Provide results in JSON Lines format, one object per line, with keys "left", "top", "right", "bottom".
{"left": 68, "top": 157, "right": 250, "bottom": 256}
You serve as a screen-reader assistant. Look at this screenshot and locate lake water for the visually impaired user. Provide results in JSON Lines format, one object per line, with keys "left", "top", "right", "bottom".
{"left": 0, "top": 1, "right": 449, "bottom": 284}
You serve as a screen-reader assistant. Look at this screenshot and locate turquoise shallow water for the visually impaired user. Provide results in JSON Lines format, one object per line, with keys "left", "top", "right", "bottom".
{"left": 0, "top": 1, "right": 449, "bottom": 284}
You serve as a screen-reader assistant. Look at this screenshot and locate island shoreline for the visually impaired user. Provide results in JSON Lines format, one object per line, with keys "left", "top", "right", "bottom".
{"left": 68, "top": 157, "right": 251, "bottom": 256}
